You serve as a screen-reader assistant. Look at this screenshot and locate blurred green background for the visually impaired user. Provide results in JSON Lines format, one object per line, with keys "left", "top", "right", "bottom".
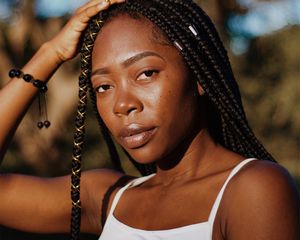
{"left": 0, "top": 0, "right": 299, "bottom": 239}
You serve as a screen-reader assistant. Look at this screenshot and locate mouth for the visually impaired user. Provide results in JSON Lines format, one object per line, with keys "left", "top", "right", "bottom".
{"left": 118, "top": 124, "right": 157, "bottom": 149}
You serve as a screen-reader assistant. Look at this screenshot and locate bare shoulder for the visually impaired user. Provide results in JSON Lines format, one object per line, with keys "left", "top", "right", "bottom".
{"left": 228, "top": 160, "right": 299, "bottom": 199}
{"left": 80, "top": 169, "right": 132, "bottom": 234}
{"left": 221, "top": 160, "right": 300, "bottom": 240}
{"left": 81, "top": 168, "right": 130, "bottom": 206}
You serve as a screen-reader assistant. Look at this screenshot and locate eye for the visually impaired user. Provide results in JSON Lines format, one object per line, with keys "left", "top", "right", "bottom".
{"left": 137, "top": 70, "right": 159, "bottom": 81}
{"left": 95, "top": 84, "right": 113, "bottom": 93}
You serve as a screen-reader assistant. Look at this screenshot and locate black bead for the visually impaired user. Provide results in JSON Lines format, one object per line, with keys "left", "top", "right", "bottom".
{"left": 15, "top": 69, "right": 22, "bottom": 77}
{"left": 9, "top": 69, "right": 23, "bottom": 78}
{"left": 40, "top": 85, "right": 48, "bottom": 93}
{"left": 8, "top": 69, "right": 16, "bottom": 78}
{"left": 44, "top": 120, "right": 51, "bottom": 128}
{"left": 23, "top": 74, "right": 33, "bottom": 82}
{"left": 37, "top": 122, "right": 44, "bottom": 129}
{"left": 33, "top": 80, "right": 43, "bottom": 88}
{"left": 33, "top": 80, "right": 47, "bottom": 92}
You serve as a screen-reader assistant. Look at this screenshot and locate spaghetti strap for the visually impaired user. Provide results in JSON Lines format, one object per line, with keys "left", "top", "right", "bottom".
{"left": 208, "top": 158, "right": 257, "bottom": 224}
{"left": 101, "top": 175, "right": 134, "bottom": 228}
{"left": 106, "top": 174, "right": 156, "bottom": 218}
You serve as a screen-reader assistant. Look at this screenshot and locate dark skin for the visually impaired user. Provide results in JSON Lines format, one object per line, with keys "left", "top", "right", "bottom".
{"left": 0, "top": 1, "right": 299, "bottom": 239}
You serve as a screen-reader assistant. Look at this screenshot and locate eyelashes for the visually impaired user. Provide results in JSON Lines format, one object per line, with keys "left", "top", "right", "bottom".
{"left": 137, "top": 69, "right": 159, "bottom": 81}
{"left": 95, "top": 84, "right": 113, "bottom": 93}
{"left": 94, "top": 69, "right": 160, "bottom": 94}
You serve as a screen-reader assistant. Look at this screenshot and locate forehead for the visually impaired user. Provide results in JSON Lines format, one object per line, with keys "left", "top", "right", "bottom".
{"left": 91, "top": 15, "right": 174, "bottom": 67}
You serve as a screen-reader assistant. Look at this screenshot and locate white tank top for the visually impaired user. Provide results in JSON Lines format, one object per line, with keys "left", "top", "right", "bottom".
{"left": 99, "top": 158, "right": 257, "bottom": 240}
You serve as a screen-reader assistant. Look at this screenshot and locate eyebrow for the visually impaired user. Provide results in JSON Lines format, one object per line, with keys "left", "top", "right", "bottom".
{"left": 91, "top": 51, "right": 164, "bottom": 76}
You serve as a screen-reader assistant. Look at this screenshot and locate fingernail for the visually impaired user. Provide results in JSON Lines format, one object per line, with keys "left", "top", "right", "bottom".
{"left": 99, "top": 1, "right": 109, "bottom": 6}
{"left": 97, "top": 1, "right": 109, "bottom": 9}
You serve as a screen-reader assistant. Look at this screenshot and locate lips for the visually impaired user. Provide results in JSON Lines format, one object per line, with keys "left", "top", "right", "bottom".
{"left": 118, "top": 124, "right": 157, "bottom": 149}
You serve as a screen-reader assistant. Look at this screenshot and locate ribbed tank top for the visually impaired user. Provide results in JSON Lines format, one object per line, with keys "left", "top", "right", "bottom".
{"left": 99, "top": 158, "right": 257, "bottom": 240}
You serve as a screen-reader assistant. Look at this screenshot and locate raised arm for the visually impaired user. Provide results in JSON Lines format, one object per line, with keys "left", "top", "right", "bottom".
{"left": 0, "top": 0, "right": 125, "bottom": 234}
{"left": 0, "top": 0, "right": 123, "bottom": 161}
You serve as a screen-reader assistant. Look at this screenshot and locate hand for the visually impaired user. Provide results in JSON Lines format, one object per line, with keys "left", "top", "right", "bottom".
{"left": 48, "top": 0, "right": 125, "bottom": 63}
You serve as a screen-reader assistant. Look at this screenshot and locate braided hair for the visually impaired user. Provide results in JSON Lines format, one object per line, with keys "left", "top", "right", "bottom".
{"left": 70, "top": 0, "right": 274, "bottom": 239}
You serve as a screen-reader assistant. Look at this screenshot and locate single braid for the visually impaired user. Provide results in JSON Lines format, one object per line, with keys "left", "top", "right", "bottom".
{"left": 70, "top": 16, "right": 110, "bottom": 240}
{"left": 70, "top": 73, "right": 88, "bottom": 240}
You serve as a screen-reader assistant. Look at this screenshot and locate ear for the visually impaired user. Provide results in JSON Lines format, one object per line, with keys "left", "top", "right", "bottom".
{"left": 197, "top": 81, "right": 205, "bottom": 96}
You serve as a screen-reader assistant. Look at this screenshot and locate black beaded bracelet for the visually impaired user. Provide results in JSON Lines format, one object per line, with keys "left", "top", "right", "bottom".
{"left": 9, "top": 68, "right": 51, "bottom": 129}
{"left": 9, "top": 69, "right": 48, "bottom": 93}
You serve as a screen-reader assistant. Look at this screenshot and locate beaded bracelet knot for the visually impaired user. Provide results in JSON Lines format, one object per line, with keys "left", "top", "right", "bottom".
{"left": 9, "top": 69, "right": 51, "bottom": 129}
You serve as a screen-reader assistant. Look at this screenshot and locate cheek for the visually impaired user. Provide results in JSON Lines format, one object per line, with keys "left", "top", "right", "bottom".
{"left": 157, "top": 80, "right": 195, "bottom": 122}
{"left": 152, "top": 80, "right": 197, "bottom": 137}
{"left": 165, "top": 84, "right": 198, "bottom": 133}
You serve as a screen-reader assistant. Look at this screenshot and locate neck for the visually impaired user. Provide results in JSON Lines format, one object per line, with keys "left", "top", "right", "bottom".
{"left": 154, "top": 128, "right": 221, "bottom": 186}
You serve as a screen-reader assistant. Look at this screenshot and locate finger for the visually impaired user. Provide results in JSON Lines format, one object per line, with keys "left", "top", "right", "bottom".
{"left": 77, "top": 1, "right": 110, "bottom": 23}
{"left": 76, "top": 0, "right": 125, "bottom": 15}
{"left": 113, "top": 0, "right": 126, "bottom": 3}
{"left": 77, "top": 0, "right": 126, "bottom": 23}
{"left": 110, "top": 0, "right": 126, "bottom": 4}
{"left": 68, "top": 1, "right": 110, "bottom": 33}
{"left": 75, "top": 0, "right": 106, "bottom": 14}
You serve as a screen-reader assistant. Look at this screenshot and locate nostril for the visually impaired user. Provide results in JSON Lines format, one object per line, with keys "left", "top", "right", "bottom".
{"left": 127, "top": 106, "right": 138, "bottom": 115}
{"left": 113, "top": 94, "right": 143, "bottom": 116}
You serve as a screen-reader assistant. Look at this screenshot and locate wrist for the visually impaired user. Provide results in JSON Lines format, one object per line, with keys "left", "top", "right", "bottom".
{"left": 21, "top": 42, "right": 64, "bottom": 83}
{"left": 40, "top": 41, "right": 65, "bottom": 66}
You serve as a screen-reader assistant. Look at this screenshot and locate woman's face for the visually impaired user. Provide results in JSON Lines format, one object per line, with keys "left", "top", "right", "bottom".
{"left": 91, "top": 15, "right": 202, "bottom": 164}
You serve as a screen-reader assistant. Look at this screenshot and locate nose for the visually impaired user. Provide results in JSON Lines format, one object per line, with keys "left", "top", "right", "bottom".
{"left": 113, "top": 88, "right": 143, "bottom": 117}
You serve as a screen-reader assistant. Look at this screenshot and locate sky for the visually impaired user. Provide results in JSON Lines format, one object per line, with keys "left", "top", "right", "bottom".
{"left": 0, "top": 0, "right": 299, "bottom": 54}
{"left": 0, "top": 0, "right": 89, "bottom": 19}
{"left": 34, "top": 0, "right": 89, "bottom": 17}
{"left": 228, "top": 0, "right": 300, "bottom": 53}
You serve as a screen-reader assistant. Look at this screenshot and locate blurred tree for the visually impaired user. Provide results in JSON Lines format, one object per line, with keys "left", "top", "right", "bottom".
{"left": 234, "top": 26, "right": 300, "bottom": 165}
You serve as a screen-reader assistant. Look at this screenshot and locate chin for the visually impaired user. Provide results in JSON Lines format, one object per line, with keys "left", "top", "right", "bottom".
{"left": 126, "top": 147, "right": 161, "bottom": 165}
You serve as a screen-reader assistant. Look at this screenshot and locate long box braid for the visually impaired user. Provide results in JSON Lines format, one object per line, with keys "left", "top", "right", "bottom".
{"left": 70, "top": 0, "right": 275, "bottom": 239}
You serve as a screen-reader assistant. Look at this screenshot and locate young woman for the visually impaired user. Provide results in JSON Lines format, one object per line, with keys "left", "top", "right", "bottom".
{"left": 0, "top": 0, "right": 299, "bottom": 240}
